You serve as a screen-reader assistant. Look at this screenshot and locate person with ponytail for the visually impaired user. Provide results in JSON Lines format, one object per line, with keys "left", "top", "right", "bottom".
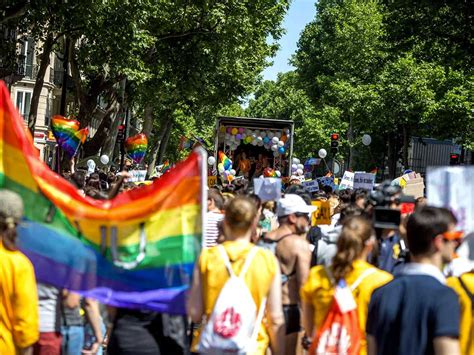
{"left": 300, "top": 216, "right": 392, "bottom": 355}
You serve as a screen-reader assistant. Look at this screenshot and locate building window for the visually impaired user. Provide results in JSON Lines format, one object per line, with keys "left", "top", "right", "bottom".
{"left": 16, "top": 90, "right": 32, "bottom": 122}
{"left": 19, "top": 37, "right": 35, "bottom": 78}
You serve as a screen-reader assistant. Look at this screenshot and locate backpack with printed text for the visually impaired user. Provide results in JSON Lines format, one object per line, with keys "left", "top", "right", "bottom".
{"left": 198, "top": 245, "right": 266, "bottom": 354}
{"left": 309, "top": 268, "right": 376, "bottom": 355}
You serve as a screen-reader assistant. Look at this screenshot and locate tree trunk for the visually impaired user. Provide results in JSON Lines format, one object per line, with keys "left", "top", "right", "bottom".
{"left": 347, "top": 115, "right": 354, "bottom": 170}
{"left": 142, "top": 104, "right": 154, "bottom": 137}
{"left": 99, "top": 104, "right": 122, "bottom": 159}
{"left": 157, "top": 119, "right": 173, "bottom": 164}
{"left": 28, "top": 34, "right": 54, "bottom": 135}
{"left": 147, "top": 114, "right": 173, "bottom": 176}
{"left": 402, "top": 124, "right": 410, "bottom": 170}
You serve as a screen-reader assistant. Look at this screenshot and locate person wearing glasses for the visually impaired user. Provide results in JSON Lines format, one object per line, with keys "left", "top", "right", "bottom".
{"left": 0, "top": 190, "right": 39, "bottom": 355}
{"left": 258, "top": 194, "right": 316, "bottom": 355}
{"left": 367, "top": 207, "right": 461, "bottom": 355}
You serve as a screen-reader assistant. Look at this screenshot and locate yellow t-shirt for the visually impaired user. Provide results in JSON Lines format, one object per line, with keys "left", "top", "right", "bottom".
{"left": 447, "top": 273, "right": 474, "bottom": 355}
{"left": 192, "top": 240, "right": 278, "bottom": 355}
{"left": 300, "top": 260, "right": 392, "bottom": 355}
{"left": 0, "top": 241, "right": 39, "bottom": 354}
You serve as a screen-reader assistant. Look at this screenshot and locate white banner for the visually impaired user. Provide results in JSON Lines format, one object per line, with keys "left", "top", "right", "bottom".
{"left": 302, "top": 179, "right": 320, "bottom": 193}
{"left": 254, "top": 178, "right": 282, "bottom": 202}
{"left": 353, "top": 172, "right": 376, "bottom": 190}
{"left": 427, "top": 166, "right": 474, "bottom": 233}
{"left": 339, "top": 171, "right": 354, "bottom": 190}
{"left": 126, "top": 170, "right": 147, "bottom": 182}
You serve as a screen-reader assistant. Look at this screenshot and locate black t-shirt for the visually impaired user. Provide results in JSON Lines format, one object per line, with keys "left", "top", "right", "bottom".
{"left": 367, "top": 273, "right": 460, "bottom": 355}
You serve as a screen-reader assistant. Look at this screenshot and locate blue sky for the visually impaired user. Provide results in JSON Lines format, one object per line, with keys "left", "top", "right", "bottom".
{"left": 262, "top": 0, "right": 317, "bottom": 81}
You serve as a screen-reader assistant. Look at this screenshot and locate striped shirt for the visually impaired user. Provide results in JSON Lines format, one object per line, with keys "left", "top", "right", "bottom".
{"left": 203, "top": 211, "right": 224, "bottom": 248}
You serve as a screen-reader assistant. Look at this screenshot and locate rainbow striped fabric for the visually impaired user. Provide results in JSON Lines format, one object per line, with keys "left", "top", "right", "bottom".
{"left": 51, "top": 115, "right": 88, "bottom": 158}
{"left": 0, "top": 81, "right": 205, "bottom": 313}
{"left": 219, "top": 150, "right": 232, "bottom": 170}
{"left": 125, "top": 133, "right": 148, "bottom": 164}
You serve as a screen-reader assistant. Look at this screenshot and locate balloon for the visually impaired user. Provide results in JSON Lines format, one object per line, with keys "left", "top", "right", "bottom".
{"left": 226, "top": 127, "right": 232, "bottom": 134}
{"left": 263, "top": 137, "right": 270, "bottom": 144}
{"left": 125, "top": 133, "right": 148, "bottom": 164}
{"left": 296, "top": 168, "right": 303, "bottom": 175}
{"left": 208, "top": 156, "right": 216, "bottom": 165}
{"left": 284, "top": 128, "right": 290, "bottom": 135}
{"left": 292, "top": 158, "right": 300, "bottom": 164}
{"left": 318, "top": 148, "right": 327, "bottom": 159}
{"left": 100, "top": 155, "right": 109, "bottom": 164}
{"left": 231, "top": 128, "right": 238, "bottom": 135}
{"left": 291, "top": 163, "right": 298, "bottom": 171}
{"left": 241, "top": 133, "right": 247, "bottom": 139}
{"left": 271, "top": 144, "right": 278, "bottom": 151}
{"left": 278, "top": 140, "right": 284, "bottom": 147}
{"left": 230, "top": 169, "right": 236, "bottom": 176}
{"left": 273, "top": 151, "right": 279, "bottom": 157}
{"left": 225, "top": 133, "right": 231, "bottom": 140}
{"left": 278, "top": 146, "right": 285, "bottom": 154}
{"left": 264, "top": 144, "right": 271, "bottom": 150}
{"left": 275, "top": 132, "right": 281, "bottom": 138}
{"left": 251, "top": 133, "right": 257, "bottom": 140}
{"left": 257, "top": 141, "right": 264, "bottom": 146}
{"left": 275, "top": 170, "right": 281, "bottom": 177}
{"left": 219, "top": 126, "right": 226, "bottom": 133}
{"left": 87, "top": 159, "right": 95, "bottom": 169}
{"left": 218, "top": 163, "right": 225, "bottom": 173}
{"left": 260, "top": 131, "right": 267, "bottom": 138}
{"left": 251, "top": 140, "right": 258, "bottom": 146}
{"left": 235, "top": 133, "right": 242, "bottom": 140}
{"left": 257, "top": 136, "right": 263, "bottom": 143}
{"left": 268, "top": 131, "right": 274, "bottom": 138}
{"left": 297, "top": 164, "right": 304, "bottom": 170}
{"left": 255, "top": 130, "right": 260, "bottom": 135}
{"left": 362, "top": 134, "right": 372, "bottom": 146}
{"left": 272, "top": 136, "right": 279, "bottom": 144}
{"left": 238, "top": 127, "right": 245, "bottom": 133}
{"left": 263, "top": 167, "right": 275, "bottom": 177}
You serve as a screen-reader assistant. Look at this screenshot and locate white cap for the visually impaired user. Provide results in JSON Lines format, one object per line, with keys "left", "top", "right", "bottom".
{"left": 277, "top": 194, "right": 317, "bottom": 217}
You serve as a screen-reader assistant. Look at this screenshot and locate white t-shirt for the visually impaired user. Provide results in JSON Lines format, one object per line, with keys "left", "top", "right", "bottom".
{"left": 203, "top": 211, "right": 224, "bottom": 248}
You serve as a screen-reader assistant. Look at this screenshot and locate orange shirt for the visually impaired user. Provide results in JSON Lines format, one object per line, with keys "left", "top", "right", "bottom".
{"left": 0, "top": 241, "right": 39, "bottom": 354}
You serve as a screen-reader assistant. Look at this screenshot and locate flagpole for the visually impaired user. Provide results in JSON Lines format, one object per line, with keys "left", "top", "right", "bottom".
{"left": 195, "top": 146, "right": 208, "bottom": 250}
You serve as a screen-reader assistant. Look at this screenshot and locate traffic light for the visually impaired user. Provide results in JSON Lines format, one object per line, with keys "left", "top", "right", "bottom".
{"left": 330, "top": 133, "right": 339, "bottom": 154}
{"left": 449, "top": 153, "right": 460, "bottom": 165}
{"left": 117, "top": 124, "right": 125, "bottom": 143}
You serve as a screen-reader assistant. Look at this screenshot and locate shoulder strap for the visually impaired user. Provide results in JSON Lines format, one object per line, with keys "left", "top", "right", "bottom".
{"left": 239, "top": 247, "right": 259, "bottom": 279}
{"left": 217, "top": 245, "right": 234, "bottom": 277}
{"left": 350, "top": 268, "right": 377, "bottom": 291}
{"left": 458, "top": 275, "right": 474, "bottom": 309}
{"left": 276, "top": 233, "right": 294, "bottom": 243}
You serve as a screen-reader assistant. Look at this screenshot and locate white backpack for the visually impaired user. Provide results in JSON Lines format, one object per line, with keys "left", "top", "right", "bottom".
{"left": 198, "top": 245, "right": 267, "bottom": 354}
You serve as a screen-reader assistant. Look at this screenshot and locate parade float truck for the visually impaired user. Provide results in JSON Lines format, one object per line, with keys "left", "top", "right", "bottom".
{"left": 212, "top": 116, "right": 294, "bottom": 182}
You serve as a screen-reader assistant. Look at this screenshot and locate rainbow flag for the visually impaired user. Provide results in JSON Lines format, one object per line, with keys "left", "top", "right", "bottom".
{"left": 218, "top": 150, "right": 232, "bottom": 170}
{"left": 160, "top": 160, "right": 171, "bottom": 173}
{"left": 51, "top": 115, "right": 88, "bottom": 158}
{"left": 0, "top": 81, "right": 206, "bottom": 314}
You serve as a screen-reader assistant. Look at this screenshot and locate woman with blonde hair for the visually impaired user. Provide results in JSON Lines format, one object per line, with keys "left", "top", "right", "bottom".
{"left": 188, "top": 196, "right": 285, "bottom": 354}
{"left": 300, "top": 216, "right": 392, "bottom": 355}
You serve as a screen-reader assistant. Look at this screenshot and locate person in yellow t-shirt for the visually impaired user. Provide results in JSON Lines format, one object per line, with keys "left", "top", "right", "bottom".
{"left": 300, "top": 216, "right": 392, "bottom": 355}
{"left": 447, "top": 270, "right": 474, "bottom": 355}
{"left": 0, "top": 190, "right": 39, "bottom": 355}
{"left": 187, "top": 196, "right": 285, "bottom": 354}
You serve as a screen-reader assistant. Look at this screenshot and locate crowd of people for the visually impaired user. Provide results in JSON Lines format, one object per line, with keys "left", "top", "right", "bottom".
{"left": 1, "top": 166, "right": 474, "bottom": 355}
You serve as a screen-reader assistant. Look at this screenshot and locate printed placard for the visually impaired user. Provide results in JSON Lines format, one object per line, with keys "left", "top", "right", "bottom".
{"left": 427, "top": 166, "right": 474, "bottom": 233}
{"left": 353, "top": 172, "right": 376, "bottom": 190}
{"left": 339, "top": 171, "right": 355, "bottom": 190}
{"left": 207, "top": 176, "right": 217, "bottom": 186}
{"left": 317, "top": 176, "right": 336, "bottom": 191}
{"left": 311, "top": 200, "right": 331, "bottom": 225}
{"left": 126, "top": 170, "right": 147, "bottom": 182}
{"left": 302, "top": 179, "right": 320, "bottom": 192}
{"left": 253, "top": 178, "right": 282, "bottom": 202}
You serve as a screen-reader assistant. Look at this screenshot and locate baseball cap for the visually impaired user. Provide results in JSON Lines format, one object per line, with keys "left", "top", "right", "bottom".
{"left": 277, "top": 194, "right": 317, "bottom": 217}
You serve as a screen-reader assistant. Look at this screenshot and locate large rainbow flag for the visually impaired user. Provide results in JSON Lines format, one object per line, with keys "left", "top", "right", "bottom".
{"left": 0, "top": 81, "right": 206, "bottom": 314}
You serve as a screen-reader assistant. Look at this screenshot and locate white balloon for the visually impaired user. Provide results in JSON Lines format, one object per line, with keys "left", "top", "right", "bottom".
{"left": 272, "top": 136, "right": 279, "bottom": 144}
{"left": 241, "top": 133, "right": 247, "bottom": 139}
{"left": 271, "top": 144, "right": 278, "bottom": 151}
{"left": 260, "top": 131, "right": 267, "bottom": 138}
{"left": 284, "top": 128, "right": 290, "bottom": 135}
{"left": 218, "top": 165, "right": 225, "bottom": 173}
{"left": 255, "top": 130, "right": 260, "bottom": 135}
{"left": 278, "top": 140, "right": 284, "bottom": 147}
{"left": 297, "top": 163, "right": 304, "bottom": 170}
{"left": 256, "top": 136, "right": 263, "bottom": 143}
{"left": 257, "top": 141, "right": 264, "bottom": 146}
{"left": 225, "top": 133, "right": 231, "bottom": 140}
{"left": 208, "top": 156, "right": 216, "bottom": 165}
{"left": 251, "top": 133, "right": 257, "bottom": 140}
{"left": 87, "top": 159, "right": 95, "bottom": 168}
{"left": 292, "top": 158, "right": 300, "bottom": 165}
{"left": 362, "top": 134, "right": 372, "bottom": 146}
{"left": 268, "top": 132, "right": 274, "bottom": 138}
{"left": 230, "top": 169, "right": 236, "bottom": 176}
{"left": 296, "top": 168, "right": 303, "bottom": 176}
{"left": 264, "top": 144, "right": 271, "bottom": 150}
{"left": 251, "top": 140, "right": 258, "bottom": 146}
{"left": 245, "top": 129, "right": 251, "bottom": 135}
{"left": 275, "top": 132, "right": 282, "bottom": 138}
{"left": 291, "top": 163, "right": 298, "bottom": 171}
{"left": 275, "top": 170, "right": 281, "bottom": 177}
{"left": 318, "top": 148, "right": 327, "bottom": 159}
{"left": 100, "top": 155, "right": 109, "bottom": 164}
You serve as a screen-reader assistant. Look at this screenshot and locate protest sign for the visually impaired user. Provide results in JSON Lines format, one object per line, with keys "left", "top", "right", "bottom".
{"left": 427, "top": 166, "right": 474, "bottom": 233}
{"left": 317, "top": 176, "right": 336, "bottom": 191}
{"left": 353, "top": 172, "right": 376, "bottom": 190}
{"left": 207, "top": 176, "right": 217, "bottom": 186}
{"left": 254, "top": 178, "right": 282, "bottom": 202}
{"left": 311, "top": 200, "right": 331, "bottom": 225}
{"left": 403, "top": 177, "right": 424, "bottom": 199}
{"left": 126, "top": 169, "right": 147, "bottom": 182}
{"left": 302, "top": 179, "right": 320, "bottom": 193}
{"left": 339, "top": 171, "right": 355, "bottom": 190}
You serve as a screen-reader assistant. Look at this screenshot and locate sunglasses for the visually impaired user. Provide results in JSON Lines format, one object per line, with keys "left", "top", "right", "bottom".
{"left": 294, "top": 212, "right": 311, "bottom": 221}
{"left": 442, "top": 231, "right": 464, "bottom": 241}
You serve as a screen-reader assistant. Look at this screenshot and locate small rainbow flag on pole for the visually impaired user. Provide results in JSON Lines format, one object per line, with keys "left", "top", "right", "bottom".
{"left": 0, "top": 81, "right": 206, "bottom": 314}
{"left": 51, "top": 115, "right": 88, "bottom": 158}
{"left": 218, "top": 150, "right": 232, "bottom": 170}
